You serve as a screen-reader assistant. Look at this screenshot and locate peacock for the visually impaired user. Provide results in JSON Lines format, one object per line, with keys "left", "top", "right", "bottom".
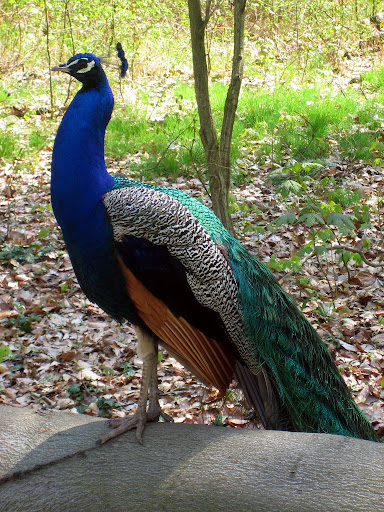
{"left": 50, "top": 47, "right": 378, "bottom": 444}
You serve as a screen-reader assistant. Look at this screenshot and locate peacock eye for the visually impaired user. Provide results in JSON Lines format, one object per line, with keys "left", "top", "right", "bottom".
{"left": 77, "top": 59, "right": 89, "bottom": 69}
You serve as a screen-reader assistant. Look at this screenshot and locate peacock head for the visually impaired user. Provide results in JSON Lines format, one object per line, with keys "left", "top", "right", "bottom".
{"left": 52, "top": 53, "right": 104, "bottom": 88}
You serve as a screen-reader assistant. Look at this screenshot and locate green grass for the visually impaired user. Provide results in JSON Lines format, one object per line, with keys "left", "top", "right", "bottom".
{"left": 0, "top": 125, "right": 49, "bottom": 162}
{"left": 236, "top": 77, "right": 384, "bottom": 165}
{"left": 3, "top": 63, "right": 384, "bottom": 175}
{"left": 104, "top": 69, "right": 384, "bottom": 177}
{"left": 0, "top": 79, "right": 51, "bottom": 162}
{"left": 0, "top": 132, "right": 23, "bottom": 160}
{"left": 0, "top": 87, "right": 9, "bottom": 103}
{"left": 361, "top": 66, "right": 384, "bottom": 92}
{"left": 29, "top": 130, "right": 48, "bottom": 150}
{"left": 105, "top": 94, "right": 206, "bottom": 179}
{"left": 105, "top": 81, "right": 245, "bottom": 178}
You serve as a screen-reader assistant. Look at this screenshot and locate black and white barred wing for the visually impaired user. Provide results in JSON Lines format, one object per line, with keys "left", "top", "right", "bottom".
{"left": 103, "top": 186, "right": 247, "bottom": 390}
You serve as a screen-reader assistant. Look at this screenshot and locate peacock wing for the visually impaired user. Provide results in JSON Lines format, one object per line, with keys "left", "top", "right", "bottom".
{"left": 102, "top": 185, "right": 240, "bottom": 394}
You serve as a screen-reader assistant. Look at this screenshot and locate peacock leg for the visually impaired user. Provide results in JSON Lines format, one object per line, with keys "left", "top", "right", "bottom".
{"left": 98, "top": 327, "right": 168, "bottom": 445}
{"left": 146, "top": 357, "right": 173, "bottom": 424}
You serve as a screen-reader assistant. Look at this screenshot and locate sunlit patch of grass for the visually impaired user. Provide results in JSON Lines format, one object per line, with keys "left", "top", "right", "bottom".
{"left": 29, "top": 130, "right": 48, "bottom": 151}
{"left": 237, "top": 78, "right": 384, "bottom": 165}
{"left": 105, "top": 88, "right": 208, "bottom": 177}
{"left": 106, "top": 80, "right": 245, "bottom": 177}
{"left": 0, "top": 87, "right": 10, "bottom": 103}
{"left": 0, "top": 132, "right": 23, "bottom": 160}
{"left": 5, "top": 63, "right": 384, "bottom": 174}
{"left": 104, "top": 67, "right": 384, "bottom": 179}
{"left": 361, "top": 66, "right": 384, "bottom": 92}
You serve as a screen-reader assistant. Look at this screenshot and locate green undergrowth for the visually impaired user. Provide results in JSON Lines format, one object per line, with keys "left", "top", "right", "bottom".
{"left": 0, "top": 82, "right": 51, "bottom": 163}
{"left": 237, "top": 76, "right": 384, "bottom": 165}
{"left": 103, "top": 66, "right": 384, "bottom": 178}
{"left": 2, "top": 64, "right": 384, "bottom": 175}
{"left": 256, "top": 158, "right": 383, "bottom": 301}
{"left": 105, "top": 104, "right": 206, "bottom": 180}
{"left": 105, "top": 80, "right": 244, "bottom": 179}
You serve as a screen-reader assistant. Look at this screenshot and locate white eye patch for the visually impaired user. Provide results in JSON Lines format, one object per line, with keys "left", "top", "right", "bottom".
{"left": 77, "top": 60, "right": 96, "bottom": 74}
{"left": 68, "top": 58, "right": 96, "bottom": 74}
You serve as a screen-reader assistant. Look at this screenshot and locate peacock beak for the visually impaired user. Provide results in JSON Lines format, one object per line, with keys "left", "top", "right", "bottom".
{"left": 51, "top": 62, "right": 72, "bottom": 73}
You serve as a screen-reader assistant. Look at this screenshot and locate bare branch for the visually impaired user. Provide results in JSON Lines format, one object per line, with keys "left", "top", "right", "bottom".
{"left": 204, "top": 0, "right": 211, "bottom": 23}
{"left": 328, "top": 245, "right": 384, "bottom": 268}
{"left": 203, "top": 0, "right": 223, "bottom": 28}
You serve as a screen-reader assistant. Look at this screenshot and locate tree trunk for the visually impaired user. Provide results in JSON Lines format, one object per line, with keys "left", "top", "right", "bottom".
{"left": 188, "top": 0, "right": 246, "bottom": 236}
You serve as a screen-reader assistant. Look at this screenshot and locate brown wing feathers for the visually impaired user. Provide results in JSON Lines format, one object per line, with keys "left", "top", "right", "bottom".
{"left": 117, "top": 255, "right": 235, "bottom": 394}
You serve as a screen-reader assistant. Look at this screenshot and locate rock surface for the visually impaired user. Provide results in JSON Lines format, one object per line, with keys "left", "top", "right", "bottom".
{"left": 0, "top": 405, "right": 383, "bottom": 511}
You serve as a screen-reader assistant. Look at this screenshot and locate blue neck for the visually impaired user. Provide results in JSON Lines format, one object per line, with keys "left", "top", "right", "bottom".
{"left": 51, "top": 74, "right": 114, "bottom": 241}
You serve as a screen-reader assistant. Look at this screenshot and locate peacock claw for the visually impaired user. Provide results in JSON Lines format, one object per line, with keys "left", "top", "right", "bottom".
{"left": 98, "top": 410, "right": 148, "bottom": 445}
{"left": 97, "top": 403, "right": 172, "bottom": 445}
{"left": 146, "top": 400, "right": 173, "bottom": 424}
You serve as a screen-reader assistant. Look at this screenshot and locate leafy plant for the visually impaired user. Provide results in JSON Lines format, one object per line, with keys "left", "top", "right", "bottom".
{"left": 97, "top": 396, "right": 118, "bottom": 416}
{"left": 266, "top": 161, "right": 377, "bottom": 291}
{"left": 120, "top": 362, "right": 135, "bottom": 377}
{"left": 99, "top": 365, "right": 115, "bottom": 376}
{"left": 4, "top": 304, "right": 41, "bottom": 333}
{"left": 0, "top": 345, "right": 11, "bottom": 363}
{"left": 0, "top": 243, "right": 55, "bottom": 265}
{"left": 66, "top": 381, "right": 105, "bottom": 414}
{"left": 66, "top": 383, "right": 84, "bottom": 400}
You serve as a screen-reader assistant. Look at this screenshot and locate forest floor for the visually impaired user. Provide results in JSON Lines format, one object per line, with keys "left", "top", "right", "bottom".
{"left": 1, "top": 58, "right": 384, "bottom": 438}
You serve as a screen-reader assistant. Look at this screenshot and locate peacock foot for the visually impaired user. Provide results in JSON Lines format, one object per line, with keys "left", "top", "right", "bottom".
{"left": 97, "top": 401, "right": 173, "bottom": 445}
{"left": 98, "top": 408, "right": 148, "bottom": 445}
{"left": 146, "top": 399, "right": 173, "bottom": 424}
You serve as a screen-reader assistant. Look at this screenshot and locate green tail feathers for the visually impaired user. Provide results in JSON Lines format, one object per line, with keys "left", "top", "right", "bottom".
{"left": 224, "top": 234, "right": 377, "bottom": 441}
